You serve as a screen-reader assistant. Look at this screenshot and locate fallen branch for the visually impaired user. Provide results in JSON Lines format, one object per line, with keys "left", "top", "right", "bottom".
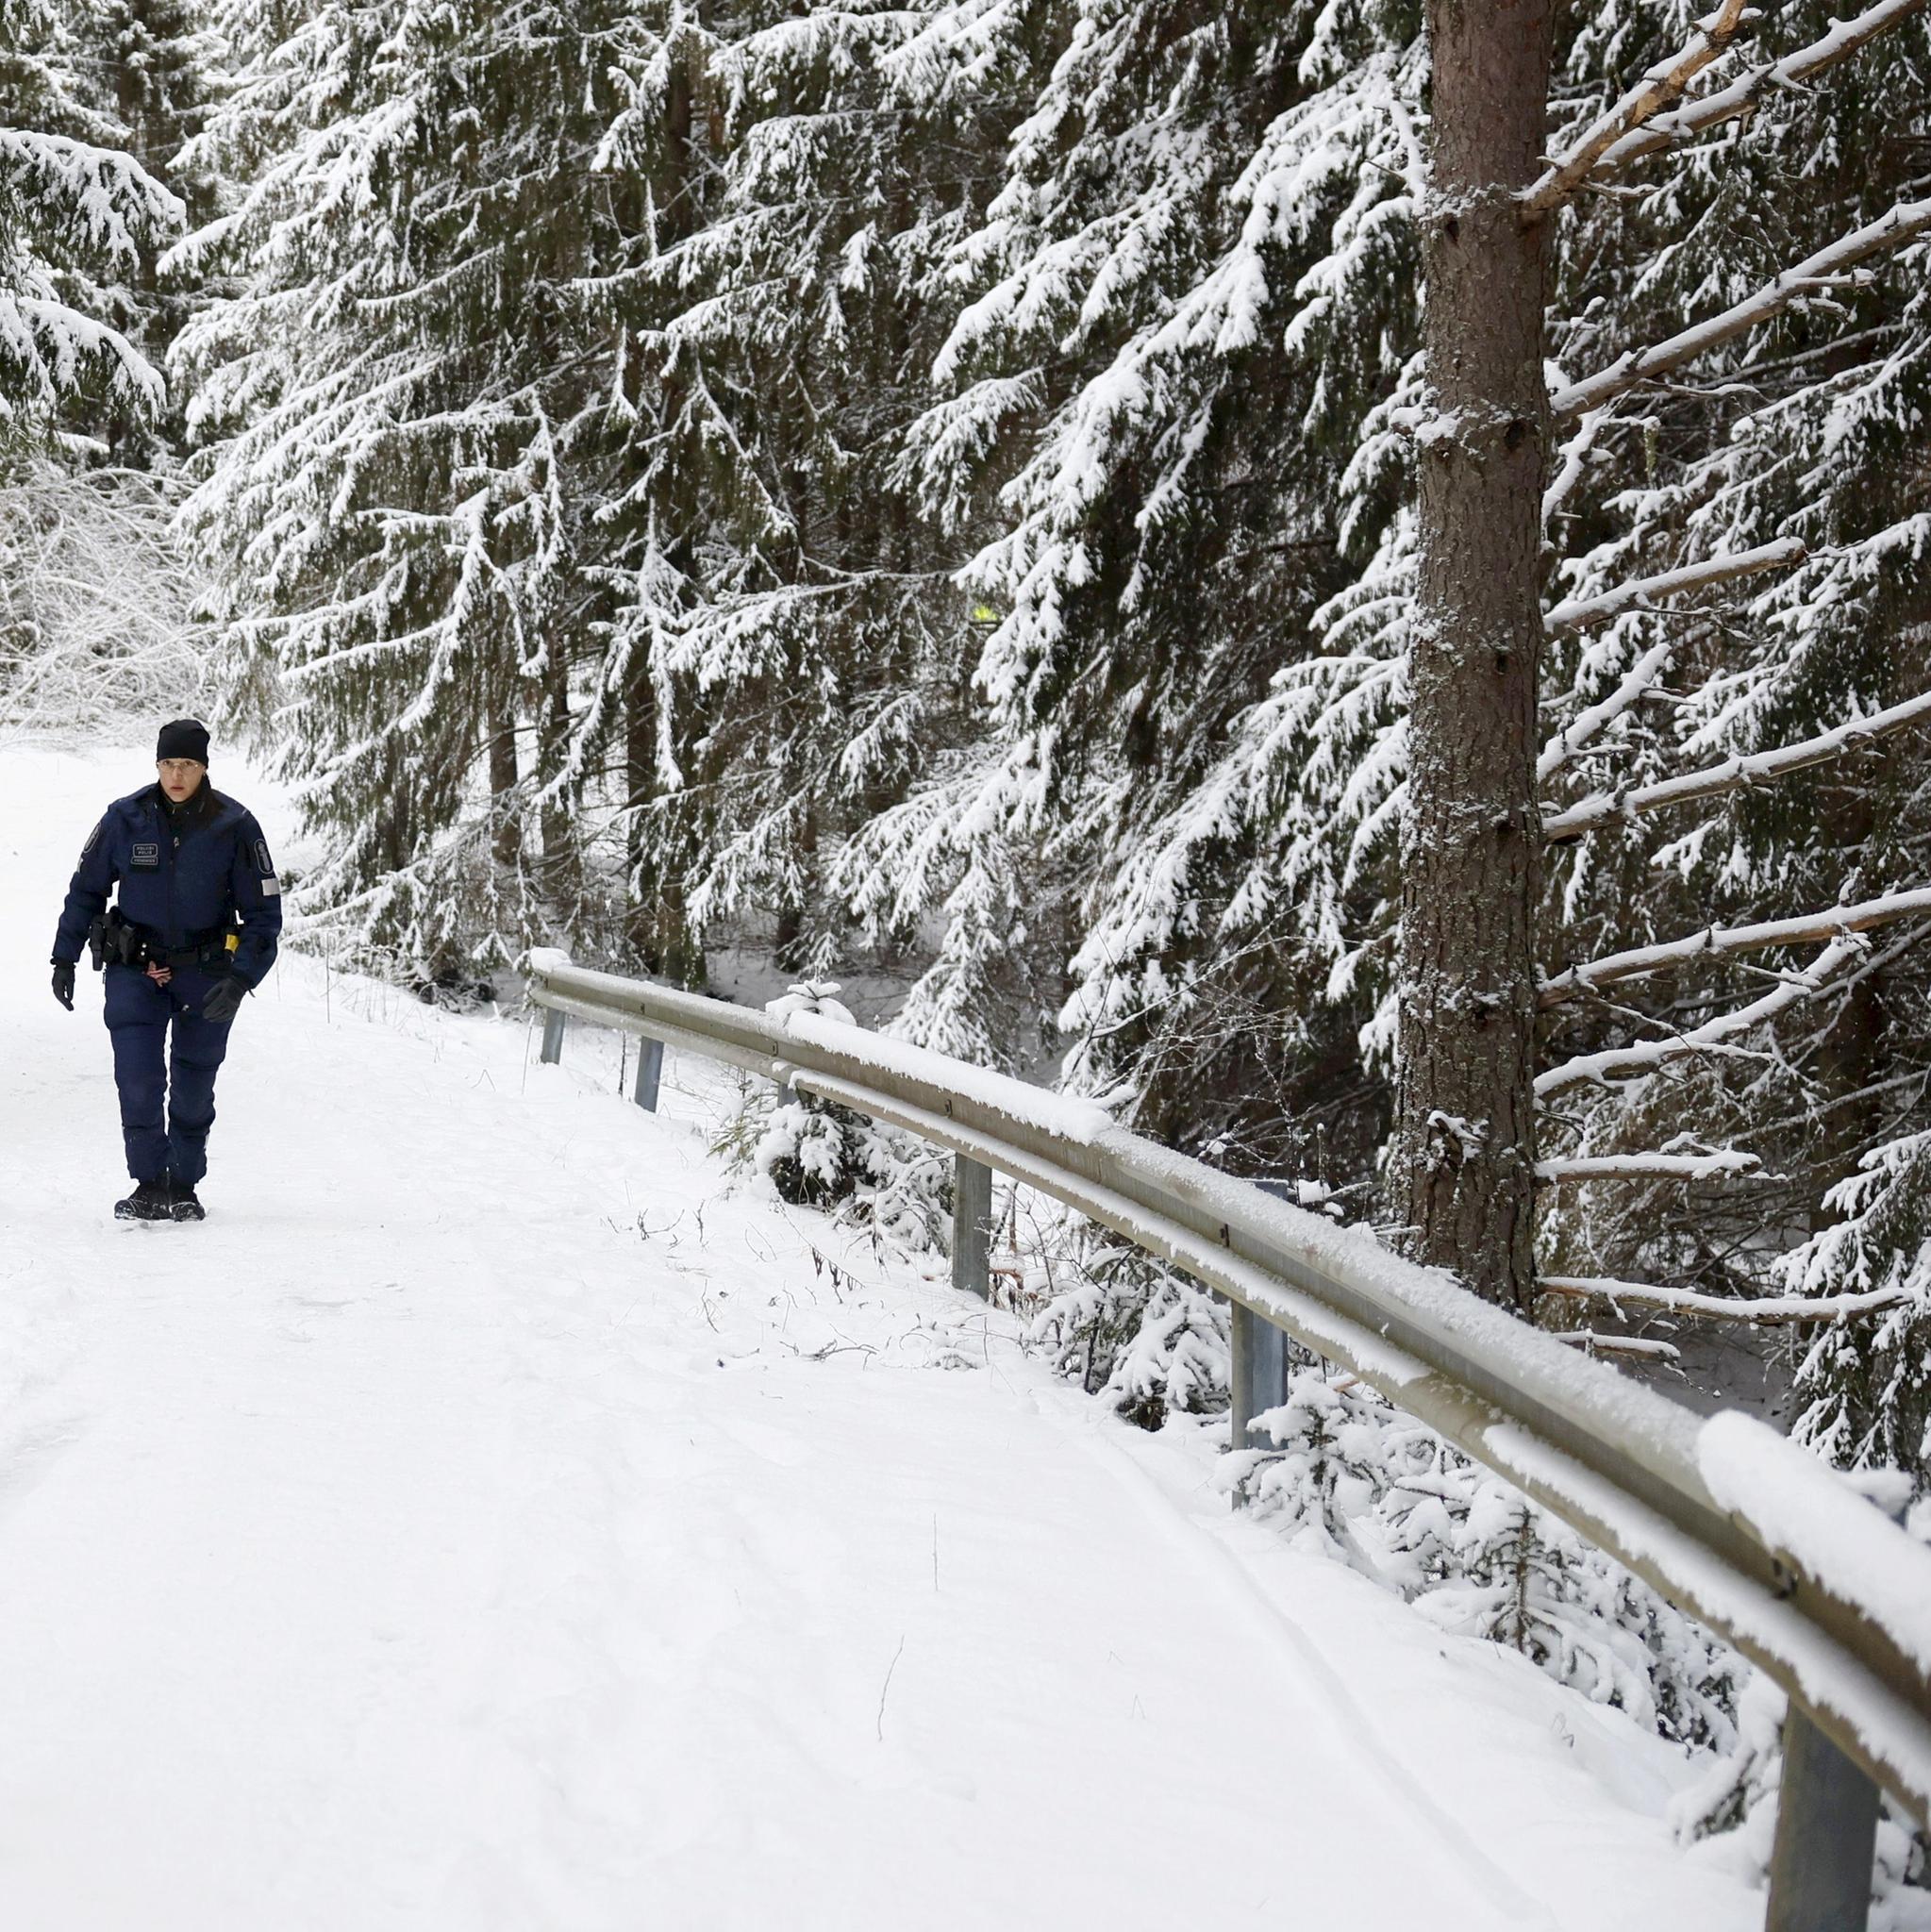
{"left": 1546, "top": 684, "right": 1931, "bottom": 839}
{"left": 1544, "top": 539, "right": 1806, "bottom": 633}
{"left": 1522, "top": 0, "right": 1751, "bottom": 216}
{"left": 1536, "top": 936, "right": 1859, "bottom": 1094}
{"left": 1540, "top": 889, "right": 1931, "bottom": 1006}
{"left": 1540, "top": 1274, "right": 1913, "bottom": 1325}
{"left": 1538, "top": 1151, "right": 1764, "bottom": 1183}
{"left": 1590, "top": 0, "right": 1931, "bottom": 177}
{"left": 1552, "top": 197, "right": 1931, "bottom": 421}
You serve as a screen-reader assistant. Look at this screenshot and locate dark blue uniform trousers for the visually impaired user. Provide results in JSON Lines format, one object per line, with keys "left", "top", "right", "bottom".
{"left": 104, "top": 963, "right": 235, "bottom": 1185}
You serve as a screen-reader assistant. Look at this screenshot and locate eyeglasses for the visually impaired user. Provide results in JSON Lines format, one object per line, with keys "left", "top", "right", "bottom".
{"left": 158, "top": 759, "right": 205, "bottom": 777}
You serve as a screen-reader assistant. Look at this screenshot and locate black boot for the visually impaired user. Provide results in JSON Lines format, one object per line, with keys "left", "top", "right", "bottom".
{"left": 114, "top": 1176, "right": 174, "bottom": 1222}
{"left": 171, "top": 1183, "right": 206, "bottom": 1223}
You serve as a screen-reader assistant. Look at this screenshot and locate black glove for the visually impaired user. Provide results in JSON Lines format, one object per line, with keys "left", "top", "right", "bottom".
{"left": 201, "top": 975, "right": 247, "bottom": 1024}
{"left": 52, "top": 960, "right": 75, "bottom": 1010}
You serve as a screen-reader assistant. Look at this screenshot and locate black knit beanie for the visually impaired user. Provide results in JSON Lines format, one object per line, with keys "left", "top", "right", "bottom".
{"left": 157, "top": 718, "right": 210, "bottom": 765}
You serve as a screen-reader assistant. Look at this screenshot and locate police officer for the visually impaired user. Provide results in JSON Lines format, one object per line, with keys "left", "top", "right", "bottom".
{"left": 49, "top": 720, "right": 283, "bottom": 1222}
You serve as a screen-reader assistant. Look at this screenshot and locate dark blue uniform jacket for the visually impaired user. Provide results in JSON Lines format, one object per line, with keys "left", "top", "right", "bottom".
{"left": 53, "top": 784, "right": 283, "bottom": 987}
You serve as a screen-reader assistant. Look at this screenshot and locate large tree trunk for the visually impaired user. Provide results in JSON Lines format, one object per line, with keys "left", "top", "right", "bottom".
{"left": 1393, "top": 0, "right": 1554, "bottom": 1311}
{"left": 487, "top": 678, "right": 522, "bottom": 869}
{"left": 616, "top": 45, "right": 706, "bottom": 991}
{"left": 537, "top": 647, "right": 580, "bottom": 915}
{"left": 624, "top": 649, "right": 706, "bottom": 989}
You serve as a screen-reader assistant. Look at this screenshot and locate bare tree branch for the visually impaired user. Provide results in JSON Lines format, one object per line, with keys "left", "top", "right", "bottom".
{"left": 1536, "top": 936, "right": 1860, "bottom": 1094}
{"left": 1546, "top": 683, "right": 1931, "bottom": 840}
{"left": 1540, "top": 1274, "right": 1912, "bottom": 1325}
{"left": 1552, "top": 197, "right": 1931, "bottom": 421}
{"left": 1590, "top": 0, "right": 1931, "bottom": 178}
{"left": 1544, "top": 538, "right": 1806, "bottom": 633}
{"left": 1522, "top": 0, "right": 1751, "bottom": 216}
{"left": 1541, "top": 890, "right": 1931, "bottom": 1005}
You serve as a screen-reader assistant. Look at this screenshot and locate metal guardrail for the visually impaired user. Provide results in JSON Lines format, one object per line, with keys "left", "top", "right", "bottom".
{"left": 527, "top": 949, "right": 1931, "bottom": 1928}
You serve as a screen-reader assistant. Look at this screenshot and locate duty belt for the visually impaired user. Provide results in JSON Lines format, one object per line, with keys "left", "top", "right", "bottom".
{"left": 150, "top": 931, "right": 239, "bottom": 966}
{"left": 145, "top": 926, "right": 241, "bottom": 968}
{"left": 89, "top": 906, "right": 239, "bottom": 971}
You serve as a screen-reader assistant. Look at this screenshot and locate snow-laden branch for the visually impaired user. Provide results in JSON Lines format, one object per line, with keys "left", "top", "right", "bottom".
{"left": 0, "top": 130, "right": 185, "bottom": 269}
{"left": 1546, "top": 683, "right": 1931, "bottom": 840}
{"left": 1550, "top": 1330, "right": 1683, "bottom": 1361}
{"left": 1536, "top": 936, "right": 1859, "bottom": 1094}
{"left": 1544, "top": 539, "right": 1805, "bottom": 633}
{"left": 1521, "top": 0, "right": 1750, "bottom": 216}
{"left": 1540, "top": 1275, "right": 1913, "bottom": 1325}
{"left": 1552, "top": 198, "right": 1931, "bottom": 421}
{"left": 1540, "top": 888, "right": 1931, "bottom": 1006}
{"left": 1538, "top": 1151, "right": 1764, "bottom": 1183}
{"left": 1544, "top": 408, "right": 1609, "bottom": 525}
{"left": 1537, "top": 542, "right": 1810, "bottom": 779}
{"left": 1537, "top": 636, "right": 1675, "bottom": 781}
{"left": 1590, "top": 0, "right": 1931, "bottom": 177}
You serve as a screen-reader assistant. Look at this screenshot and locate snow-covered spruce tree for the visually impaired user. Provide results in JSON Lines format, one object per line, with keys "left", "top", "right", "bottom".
{"left": 1, "top": 0, "right": 188, "bottom": 725}
{"left": 890, "top": 0, "right": 1425, "bottom": 1146}
{"left": 874, "top": 0, "right": 1931, "bottom": 1474}
{"left": 582, "top": 0, "right": 995, "bottom": 998}
{"left": 88, "top": 0, "right": 224, "bottom": 461}
{"left": 1522, "top": 1, "right": 1931, "bottom": 1476}
{"left": 175, "top": 0, "right": 646, "bottom": 977}
{"left": 0, "top": 0, "right": 180, "bottom": 460}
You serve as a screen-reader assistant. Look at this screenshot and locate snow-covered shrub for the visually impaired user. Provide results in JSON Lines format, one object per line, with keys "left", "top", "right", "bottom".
{"left": 742, "top": 1093, "right": 954, "bottom": 1256}
{"left": 1670, "top": 1672, "right": 1930, "bottom": 1925}
{"left": 756, "top": 1095, "right": 869, "bottom": 1209}
{"left": 0, "top": 464, "right": 207, "bottom": 737}
{"left": 1026, "top": 1237, "right": 1230, "bottom": 1429}
{"left": 1668, "top": 1669, "right": 1786, "bottom": 1852}
{"left": 1224, "top": 1361, "right": 1740, "bottom": 1750}
{"left": 1216, "top": 1373, "right": 1387, "bottom": 1549}
{"left": 737, "top": 981, "right": 952, "bottom": 1249}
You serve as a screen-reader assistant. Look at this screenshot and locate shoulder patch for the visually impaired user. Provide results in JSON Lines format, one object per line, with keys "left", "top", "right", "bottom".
{"left": 254, "top": 838, "right": 274, "bottom": 874}
{"left": 80, "top": 819, "right": 103, "bottom": 858}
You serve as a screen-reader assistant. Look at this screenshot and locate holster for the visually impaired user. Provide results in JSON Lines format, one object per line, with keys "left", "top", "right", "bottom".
{"left": 86, "top": 907, "right": 147, "bottom": 972}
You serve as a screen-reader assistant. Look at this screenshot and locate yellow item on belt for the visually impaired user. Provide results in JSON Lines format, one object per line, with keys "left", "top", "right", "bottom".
{"left": 225, "top": 933, "right": 240, "bottom": 952}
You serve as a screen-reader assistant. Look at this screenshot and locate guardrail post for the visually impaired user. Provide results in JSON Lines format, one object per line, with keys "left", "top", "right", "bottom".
{"left": 1765, "top": 1707, "right": 1879, "bottom": 1932}
{"left": 1230, "top": 1304, "right": 1291, "bottom": 1456}
{"left": 952, "top": 1155, "right": 992, "bottom": 1300}
{"left": 633, "top": 1035, "right": 664, "bottom": 1111}
{"left": 540, "top": 1008, "right": 566, "bottom": 1065}
{"left": 1232, "top": 1177, "right": 1298, "bottom": 1472}
{"left": 1231, "top": 1302, "right": 1257, "bottom": 1453}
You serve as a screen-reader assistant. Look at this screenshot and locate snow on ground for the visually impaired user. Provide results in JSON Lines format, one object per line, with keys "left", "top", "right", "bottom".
{"left": 1, "top": 740, "right": 1767, "bottom": 1930}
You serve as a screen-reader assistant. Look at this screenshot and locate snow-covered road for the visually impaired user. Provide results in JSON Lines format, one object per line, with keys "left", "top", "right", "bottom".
{"left": 1, "top": 742, "right": 1764, "bottom": 1930}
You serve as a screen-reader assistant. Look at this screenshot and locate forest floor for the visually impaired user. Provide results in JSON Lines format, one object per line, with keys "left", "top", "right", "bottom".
{"left": 1, "top": 740, "right": 1767, "bottom": 1930}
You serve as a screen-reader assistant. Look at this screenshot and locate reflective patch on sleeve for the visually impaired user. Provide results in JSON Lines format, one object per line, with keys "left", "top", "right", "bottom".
{"left": 260, "top": 876, "right": 282, "bottom": 897}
